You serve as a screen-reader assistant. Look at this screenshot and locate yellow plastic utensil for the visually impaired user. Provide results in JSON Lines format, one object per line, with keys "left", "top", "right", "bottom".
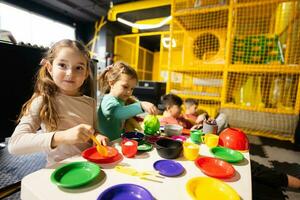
{"left": 114, "top": 166, "right": 163, "bottom": 183}
{"left": 90, "top": 134, "right": 108, "bottom": 157}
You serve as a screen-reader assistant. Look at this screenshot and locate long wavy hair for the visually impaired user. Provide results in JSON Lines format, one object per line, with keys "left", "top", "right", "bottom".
{"left": 98, "top": 61, "right": 138, "bottom": 95}
{"left": 17, "top": 39, "right": 92, "bottom": 131}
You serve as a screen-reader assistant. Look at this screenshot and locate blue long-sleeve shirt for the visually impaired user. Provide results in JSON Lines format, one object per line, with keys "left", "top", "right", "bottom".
{"left": 97, "top": 94, "right": 143, "bottom": 141}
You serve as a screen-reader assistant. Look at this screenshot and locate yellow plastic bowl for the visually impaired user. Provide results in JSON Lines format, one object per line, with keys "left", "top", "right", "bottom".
{"left": 186, "top": 177, "right": 240, "bottom": 200}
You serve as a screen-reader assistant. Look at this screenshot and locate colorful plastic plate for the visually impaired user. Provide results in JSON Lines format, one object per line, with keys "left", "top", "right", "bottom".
{"left": 137, "top": 141, "right": 153, "bottom": 151}
{"left": 182, "top": 128, "right": 191, "bottom": 135}
{"left": 122, "top": 131, "right": 145, "bottom": 142}
{"left": 50, "top": 161, "right": 100, "bottom": 188}
{"left": 195, "top": 157, "right": 235, "bottom": 178}
{"left": 211, "top": 147, "right": 244, "bottom": 163}
{"left": 97, "top": 183, "right": 154, "bottom": 200}
{"left": 82, "top": 146, "right": 119, "bottom": 164}
{"left": 186, "top": 177, "right": 240, "bottom": 200}
{"left": 98, "top": 153, "right": 123, "bottom": 164}
{"left": 153, "top": 159, "right": 184, "bottom": 177}
{"left": 171, "top": 135, "right": 187, "bottom": 142}
{"left": 145, "top": 135, "right": 161, "bottom": 144}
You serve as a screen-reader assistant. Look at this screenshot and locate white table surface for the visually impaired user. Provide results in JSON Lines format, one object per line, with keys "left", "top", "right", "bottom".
{"left": 21, "top": 139, "right": 252, "bottom": 200}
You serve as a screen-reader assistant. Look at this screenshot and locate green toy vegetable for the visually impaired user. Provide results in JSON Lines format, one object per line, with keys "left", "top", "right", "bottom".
{"left": 143, "top": 115, "right": 160, "bottom": 135}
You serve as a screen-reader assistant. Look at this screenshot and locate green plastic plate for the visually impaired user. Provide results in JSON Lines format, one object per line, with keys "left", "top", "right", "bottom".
{"left": 50, "top": 161, "right": 100, "bottom": 188}
{"left": 137, "top": 141, "right": 153, "bottom": 151}
{"left": 210, "top": 147, "right": 244, "bottom": 163}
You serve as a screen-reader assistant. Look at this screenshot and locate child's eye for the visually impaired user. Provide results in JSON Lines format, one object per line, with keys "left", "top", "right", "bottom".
{"left": 76, "top": 66, "right": 85, "bottom": 71}
{"left": 58, "top": 63, "right": 67, "bottom": 68}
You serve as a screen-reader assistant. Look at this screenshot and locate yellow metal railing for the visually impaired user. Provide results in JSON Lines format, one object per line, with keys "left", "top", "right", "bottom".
{"left": 114, "top": 31, "right": 169, "bottom": 81}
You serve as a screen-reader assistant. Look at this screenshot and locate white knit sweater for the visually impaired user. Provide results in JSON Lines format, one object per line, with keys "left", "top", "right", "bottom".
{"left": 8, "top": 93, "right": 96, "bottom": 166}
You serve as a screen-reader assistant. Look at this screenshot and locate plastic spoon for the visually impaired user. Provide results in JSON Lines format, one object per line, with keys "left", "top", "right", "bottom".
{"left": 90, "top": 134, "right": 108, "bottom": 157}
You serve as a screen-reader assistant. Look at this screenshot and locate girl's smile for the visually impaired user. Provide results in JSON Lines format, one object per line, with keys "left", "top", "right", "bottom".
{"left": 47, "top": 47, "right": 88, "bottom": 96}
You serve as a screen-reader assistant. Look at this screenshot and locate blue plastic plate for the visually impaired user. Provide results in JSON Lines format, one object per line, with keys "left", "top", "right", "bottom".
{"left": 153, "top": 159, "right": 184, "bottom": 177}
{"left": 97, "top": 183, "right": 154, "bottom": 200}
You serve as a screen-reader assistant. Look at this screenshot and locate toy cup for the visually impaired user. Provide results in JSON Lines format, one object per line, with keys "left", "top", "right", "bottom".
{"left": 203, "top": 121, "right": 218, "bottom": 134}
{"left": 183, "top": 142, "right": 200, "bottom": 160}
{"left": 202, "top": 133, "right": 219, "bottom": 148}
{"left": 190, "top": 130, "right": 205, "bottom": 143}
{"left": 121, "top": 139, "right": 138, "bottom": 158}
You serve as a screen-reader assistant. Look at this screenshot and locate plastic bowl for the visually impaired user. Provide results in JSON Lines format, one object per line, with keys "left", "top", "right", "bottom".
{"left": 171, "top": 135, "right": 187, "bottom": 142}
{"left": 122, "top": 131, "right": 145, "bottom": 143}
{"left": 155, "top": 138, "right": 183, "bottom": 159}
{"left": 164, "top": 124, "right": 183, "bottom": 136}
{"left": 218, "top": 128, "right": 249, "bottom": 151}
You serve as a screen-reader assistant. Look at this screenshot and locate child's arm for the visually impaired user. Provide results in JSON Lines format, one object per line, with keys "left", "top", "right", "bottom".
{"left": 101, "top": 95, "right": 141, "bottom": 120}
{"left": 101, "top": 96, "right": 157, "bottom": 120}
{"left": 113, "top": 101, "right": 158, "bottom": 119}
{"left": 50, "top": 124, "right": 100, "bottom": 148}
{"left": 8, "top": 97, "right": 54, "bottom": 155}
{"left": 195, "top": 113, "right": 208, "bottom": 124}
{"left": 111, "top": 102, "right": 143, "bottom": 120}
{"left": 140, "top": 101, "right": 158, "bottom": 115}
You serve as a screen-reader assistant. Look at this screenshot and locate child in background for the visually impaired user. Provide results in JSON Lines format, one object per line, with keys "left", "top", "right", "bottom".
{"left": 183, "top": 98, "right": 208, "bottom": 125}
{"left": 8, "top": 39, "right": 108, "bottom": 166}
{"left": 183, "top": 98, "right": 228, "bottom": 133}
{"left": 97, "top": 61, "right": 158, "bottom": 141}
{"left": 159, "top": 94, "right": 193, "bottom": 129}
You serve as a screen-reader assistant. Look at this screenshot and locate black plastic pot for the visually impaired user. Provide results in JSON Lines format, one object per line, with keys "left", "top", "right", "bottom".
{"left": 155, "top": 138, "right": 183, "bottom": 159}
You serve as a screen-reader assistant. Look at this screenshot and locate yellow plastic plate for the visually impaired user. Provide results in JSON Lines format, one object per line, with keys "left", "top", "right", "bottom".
{"left": 186, "top": 177, "right": 240, "bottom": 200}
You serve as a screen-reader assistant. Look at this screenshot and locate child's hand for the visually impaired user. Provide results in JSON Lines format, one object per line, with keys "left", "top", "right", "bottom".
{"left": 191, "top": 124, "right": 203, "bottom": 130}
{"left": 51, "top": 124, "right": 95, "bottom": 148}
{"left": 141, "top": 101, "right": 159, "bottom": 115}
{"left": 195, "top": 113, "right": 208, "bottom": 124}
{"left": 95, "top": 133, "right": 109, "bottom": 146}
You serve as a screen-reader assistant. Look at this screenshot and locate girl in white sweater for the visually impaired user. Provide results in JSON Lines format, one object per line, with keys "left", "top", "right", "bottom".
{"left": 8, "top": 39, "right": 108, "bottom": 166}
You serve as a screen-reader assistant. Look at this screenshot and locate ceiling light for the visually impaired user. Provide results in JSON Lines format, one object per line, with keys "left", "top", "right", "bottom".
{"left": 117, "top": 16, "right": 172, "bottom": 30}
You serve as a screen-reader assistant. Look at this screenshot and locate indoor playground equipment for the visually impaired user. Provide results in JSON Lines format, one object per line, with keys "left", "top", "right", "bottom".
{"left": 113, "top": 0, "right": 300, "bottom": 142}
{"left": 167, "top": 0, "right": 300, "bottom": 142}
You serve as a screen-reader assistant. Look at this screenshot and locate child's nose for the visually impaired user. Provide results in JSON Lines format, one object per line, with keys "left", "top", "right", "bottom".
{"left": 66, "top": 68, "right": 73, "bottom": 76}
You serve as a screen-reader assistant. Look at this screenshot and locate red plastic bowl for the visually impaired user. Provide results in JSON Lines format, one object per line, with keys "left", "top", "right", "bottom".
{"left": 218, "top": 128, "right": 249, "bottom": 151}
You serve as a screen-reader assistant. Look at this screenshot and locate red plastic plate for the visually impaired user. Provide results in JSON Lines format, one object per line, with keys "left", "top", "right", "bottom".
{"left": 195, "top": 157, "right": 235, "bottom": 179}
{"left": 81, "top": 146, "right": 119, "bottom": 164}
{"left": 182, "top": 128, "right": 191, "bottom": 135}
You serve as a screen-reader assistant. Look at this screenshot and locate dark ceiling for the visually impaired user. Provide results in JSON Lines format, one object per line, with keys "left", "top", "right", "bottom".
{"left": 3, "top": 0, "right": 170, "bottom": 23}
{"left": 2, "top": 0, "right": 170, "bottom": 51}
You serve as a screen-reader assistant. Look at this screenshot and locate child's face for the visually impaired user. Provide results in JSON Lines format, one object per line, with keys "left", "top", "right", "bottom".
{"left": 167, "top": 105, "right": 182, "bottom": 118}
{"left": 109, "top": 74, "right": 137, "bottom": 102}
{"left": 187, "top": 104, "right": 198, "bottom": 115}
{"left": 47, "top": 47, "right": 88, "bottom": 96}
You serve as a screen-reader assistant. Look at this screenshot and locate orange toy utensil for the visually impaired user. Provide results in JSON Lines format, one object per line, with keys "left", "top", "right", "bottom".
{"left": 90, "top": 134, "right": 108, "bottom": 157}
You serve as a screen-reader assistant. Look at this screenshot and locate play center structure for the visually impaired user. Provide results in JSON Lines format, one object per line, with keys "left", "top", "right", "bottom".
{"left": 1, "top": 1, "right": 300, "bottom": 199}
{"left": 111, "top": 0, "right": 300, "bottom": 142}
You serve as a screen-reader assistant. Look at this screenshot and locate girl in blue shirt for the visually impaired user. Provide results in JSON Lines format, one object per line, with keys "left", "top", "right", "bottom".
{"left": 97, "top": 61, "right": 158, "bottom": 141}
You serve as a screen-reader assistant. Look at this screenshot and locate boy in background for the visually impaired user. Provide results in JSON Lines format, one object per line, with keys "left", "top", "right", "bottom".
{"left": 159, "top": 94, "right": 193, "bottom": 129}
{"left": 183, "top": 98, "right": 208, "bottom": 126}
{"left": 183, "top": 98, "right": 228, "bottom": 133}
